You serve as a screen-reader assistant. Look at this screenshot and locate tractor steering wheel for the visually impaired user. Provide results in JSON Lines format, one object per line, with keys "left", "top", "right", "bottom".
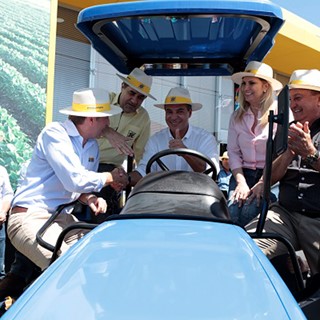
{"left": 145, "top": 148, "right": 217, "bottom": 180}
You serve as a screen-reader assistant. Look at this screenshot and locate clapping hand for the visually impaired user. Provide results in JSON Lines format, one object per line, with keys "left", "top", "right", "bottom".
{"left": 288, "top": 121, "right": 315, "bottom": 158}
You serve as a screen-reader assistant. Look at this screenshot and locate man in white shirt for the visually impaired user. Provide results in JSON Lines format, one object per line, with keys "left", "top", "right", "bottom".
{"left": 129, "top": 87, "right": 219, "bottom": 185}
{"left": 7, "top": 88, "right": 128, "bottom": 270}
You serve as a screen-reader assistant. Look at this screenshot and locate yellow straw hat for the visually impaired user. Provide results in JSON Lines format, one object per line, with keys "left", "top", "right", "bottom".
{"left": 154, "top": 87, "right": 202, "bottom": 111}
{"left": 59, "top": 88, "right": 120, "bottom": 117}
{"left": 117, "top": 68, "right": 156, "bottom": 100}
{"left": 288, "top": 69, "right": 320, "bottom": 92}
{"left": 231, "top": 61, "right": 283, "bottom": 91}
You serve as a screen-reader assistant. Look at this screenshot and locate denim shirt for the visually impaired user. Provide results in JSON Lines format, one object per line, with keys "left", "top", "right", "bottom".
{"left": 217, "top": 168, "right": 232, "bottom": 192}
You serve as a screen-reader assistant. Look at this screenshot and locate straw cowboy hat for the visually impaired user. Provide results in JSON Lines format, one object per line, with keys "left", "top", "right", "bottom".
{"left": 59, "top": 88, "right": 120, "bottom": 117}
{"left": 288, "top": 69, "right": 320, "bottom": 92}
{"left": 231, "top": 61, "right": 283, "bottom": 91}
{"left": 219, "top": 151, "right": 229, "bottom": 161}
{"left": 117, "top": 68, "right": 156, "bottom": 100}
{"left": 154, "top": 87, "right": 202, "bottom": 111}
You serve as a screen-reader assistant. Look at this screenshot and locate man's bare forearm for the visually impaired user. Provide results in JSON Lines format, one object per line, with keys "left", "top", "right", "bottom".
{"left": 271, "top": 150, "right": 294, "bottom": 185}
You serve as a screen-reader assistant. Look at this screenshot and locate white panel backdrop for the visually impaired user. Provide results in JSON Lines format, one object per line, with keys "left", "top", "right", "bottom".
{"left": 90, "top": 48, "right": 234, "bottom": 146}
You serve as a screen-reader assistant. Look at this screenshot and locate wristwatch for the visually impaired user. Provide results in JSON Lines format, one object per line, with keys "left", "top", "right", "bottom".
{"left": 305, "top": 150, "right": 320, "bottom": 166}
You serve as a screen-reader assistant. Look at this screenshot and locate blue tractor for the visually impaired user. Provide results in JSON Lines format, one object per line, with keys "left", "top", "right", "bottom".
{"left": 2, "top": 1, "right": 318, "bottom": 319}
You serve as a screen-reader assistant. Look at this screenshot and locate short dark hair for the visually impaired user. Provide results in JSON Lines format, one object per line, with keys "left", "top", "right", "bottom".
{"left": 68, "top": 115, "right": 86, "bottom": 125}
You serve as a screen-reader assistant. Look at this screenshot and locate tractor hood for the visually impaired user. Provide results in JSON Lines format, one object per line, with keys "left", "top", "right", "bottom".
{"left": 3, "top": 219, "right": 305, "bottom": 319}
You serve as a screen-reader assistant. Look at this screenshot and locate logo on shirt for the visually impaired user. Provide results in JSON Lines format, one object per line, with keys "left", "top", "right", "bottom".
{"left": 88, "top": 157, "right": 95, "bottom": 162}
{"left": 127, "top": 130, "right": 136, "bottom": 138}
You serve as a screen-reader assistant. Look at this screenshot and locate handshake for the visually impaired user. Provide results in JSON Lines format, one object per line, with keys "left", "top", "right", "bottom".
{"left": 109, "top": 167, "right": 130, "bottom": 192}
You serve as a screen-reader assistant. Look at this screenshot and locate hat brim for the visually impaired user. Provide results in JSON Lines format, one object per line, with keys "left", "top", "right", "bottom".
{"left": 231, "top": 72, "right": 283, "bottom": 91}
{"left": 154, "top": 102, "right": 202, "bottom": 111}
{"left": 59, "top": 105, "right": 120, "bottom": 117}
{"left": 288, "top": 83, "right": 320, "bottom": 92}
{"left": 117, "top": 73, "right": 156, "bottom": 100}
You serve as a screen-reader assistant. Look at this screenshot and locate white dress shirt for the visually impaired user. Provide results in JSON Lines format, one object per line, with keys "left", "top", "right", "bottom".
{"left": 12, "top": 120, "right": 106, "bottom": 212}
{"left": 136, "top": 125, "right": 219, "bottom": 177}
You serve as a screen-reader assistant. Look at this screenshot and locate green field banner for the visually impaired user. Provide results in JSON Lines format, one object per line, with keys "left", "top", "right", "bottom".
{"left": 0, "top": 0, "right": 56, "bottom": 189}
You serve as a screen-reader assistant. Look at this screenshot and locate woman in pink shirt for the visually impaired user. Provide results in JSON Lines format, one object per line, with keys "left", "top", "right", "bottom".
{"left": 227, "top": 61, "right": 283, "bottom": 226}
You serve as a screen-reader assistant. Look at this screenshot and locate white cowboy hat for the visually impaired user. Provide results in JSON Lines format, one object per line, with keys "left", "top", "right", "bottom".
{"left": 117, "top": 68, "right": 156, "bottom": 100}
{"left": 154, "top": 87, "right": 202, "bottom": 111}
{"left": 288, "top": 69, "right": 320, "bottom": 92}
{"left": 59, "top": 88, "right": 120, "bottom": 117}
{"left": 231, "top": 61, "right": 283, "bottom": 91}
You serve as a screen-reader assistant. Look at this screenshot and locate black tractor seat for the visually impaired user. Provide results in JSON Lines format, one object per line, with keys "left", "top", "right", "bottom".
{"left": 121, "top": 171, "right": 230, "bottom": 220}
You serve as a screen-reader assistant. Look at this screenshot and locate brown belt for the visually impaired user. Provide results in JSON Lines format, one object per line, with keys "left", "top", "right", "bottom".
{"left": 11, "top": 206, "right": 28, "bottom": 214}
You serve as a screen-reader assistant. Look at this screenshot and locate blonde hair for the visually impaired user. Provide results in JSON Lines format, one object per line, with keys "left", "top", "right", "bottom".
{"left": 234, "top": 79, "right": 276, "bottom": 127}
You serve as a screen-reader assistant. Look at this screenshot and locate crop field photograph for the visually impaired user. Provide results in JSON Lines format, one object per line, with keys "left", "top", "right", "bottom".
{"left": 0, "top": 0, "right": 51, "bottom": 188}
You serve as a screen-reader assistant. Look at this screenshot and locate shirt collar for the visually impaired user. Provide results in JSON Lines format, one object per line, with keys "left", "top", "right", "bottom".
{"left": 168, "top": 125, "right": 192, "bottom": 140}
{"left": 62, "top": 119, "right": 80, "bottom": 137}
{"left": 61, "top": 120, "right": 96, "bottom": 146}
{"left": 184, "top": 125, "right": 192, "bottom": 139}
{"left": 245, "top": 108, "right": 262, "bottom": 118}
{"left": 310, "top": 117, "right": 320, "bottom": 137}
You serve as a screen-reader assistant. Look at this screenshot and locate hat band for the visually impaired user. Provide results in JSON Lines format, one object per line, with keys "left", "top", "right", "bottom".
{"left": 72, "top": 102, "right": 111, "bottom": 113}
{"left": 127, "top": 75, "right": 150, "bottom": 95}
{"left": 165, "top": 96, "right": 192, "bottom": 104}
{"left": 246, "top": 69, "right": 259, "bottom": 74}
{"left": 290, "top": 79, "right": 309, "bottom": 85}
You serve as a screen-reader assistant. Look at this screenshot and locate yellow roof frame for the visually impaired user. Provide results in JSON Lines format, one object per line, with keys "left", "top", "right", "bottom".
{"left": 265, "top": 9, "right": 320, "bottom": 75}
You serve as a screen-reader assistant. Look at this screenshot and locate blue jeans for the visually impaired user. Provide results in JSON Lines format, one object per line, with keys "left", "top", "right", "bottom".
{"left": 227, "top": 168, "right": 276, "bottom": 227}
{"left": 0, "top": 224, "right": 5, "bottom": 277}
